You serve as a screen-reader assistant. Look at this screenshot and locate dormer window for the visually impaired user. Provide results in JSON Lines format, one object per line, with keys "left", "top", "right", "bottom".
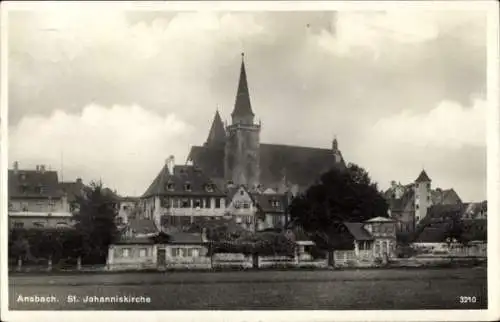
{"left": 205, "top": 184, "right": 214, "bottom": 193}
{"left": 166, "top": 182, "right": 174, "bottom": 191}
{"left": 184, "top": 183, "right": 192, "bottom": 191}
{"left": 20, "top": 174, "right": 26, "bottom": 181}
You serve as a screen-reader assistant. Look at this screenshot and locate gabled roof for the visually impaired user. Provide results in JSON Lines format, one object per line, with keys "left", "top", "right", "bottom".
{"left": 169, "top": 232, "right": 206, "bottom": 244}
{"left": 127, "top": 218, "right": 158, "bottom": 235}
{"left": 142, "top": 164, "right": 225, "bottom": 198}
{"left": 388, "top": 188, "right": 414, "bottom": 212}
{"left": 343, "top": 222, "right": 374, "bottom": 241}
{"left": 187, "top": 142, "right": 345, "bottom": 191}
{"left": 8, "top": 169, "right": 63, "bottom": 199}
{"left": 415, "top": 170, "right": 431, "bottom": 183}
{"left": 431, "top": 188, "right": 462, "bottom": 205}
{"left": 253, "top": 193, "right": 285, "bottom": 214}
{"left": 259, "top": 143, "right": 345, "bottom": 188}
{"left": 59, "top": 179, "right": 85, "bottom": 203}
{"left": 232, "top": 53, "right": 254, "bottom": 118}
{"left": 205, "top": 110, "right": 226, "bottom": 147}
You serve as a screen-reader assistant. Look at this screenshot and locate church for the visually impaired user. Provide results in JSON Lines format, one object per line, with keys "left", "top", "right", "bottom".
{"left": 140, "top": 53, "right": 347, "bottom": 230}
{"left": 187, "top": 53, "right": 346, "bottom": 194}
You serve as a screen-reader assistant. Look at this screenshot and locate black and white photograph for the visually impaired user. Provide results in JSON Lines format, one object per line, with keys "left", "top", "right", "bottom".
{"left": 1, "top": 1, "right": 499, "bottom": 321}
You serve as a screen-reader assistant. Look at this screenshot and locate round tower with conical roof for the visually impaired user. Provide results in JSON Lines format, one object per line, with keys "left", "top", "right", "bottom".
{"left": 414, "top": 169, "right": 432, "bottom": 225}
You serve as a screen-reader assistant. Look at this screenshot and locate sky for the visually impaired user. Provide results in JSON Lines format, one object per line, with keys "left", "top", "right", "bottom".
{"left": 7, "top": 6, "right": 488, "bottom": 201}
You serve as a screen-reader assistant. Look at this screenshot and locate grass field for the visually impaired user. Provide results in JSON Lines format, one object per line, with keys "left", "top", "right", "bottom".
{"left": 9, "top": 267, "right": 487, "bottom": 310}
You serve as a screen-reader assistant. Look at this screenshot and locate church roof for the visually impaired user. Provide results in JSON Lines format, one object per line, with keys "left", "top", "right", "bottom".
{"left": 259, "top": 143, "right": 345, "bottom": 188}
{"left": 142, "top": 164, "right": 225, "bottom": 198}
{"left": 415, "top": 170, "right": 431, "bottom": 183}
{"left": 187, "top": 145, "right": 225, "bottom": 180}
{"left": 205, "top": 110, "right": 226, "bottom": 146}
{"left": 232, "top": 53, "right": 254, "bottom": 118}
{"left": 187, "top": 142, "right": 345, "bottom": 190}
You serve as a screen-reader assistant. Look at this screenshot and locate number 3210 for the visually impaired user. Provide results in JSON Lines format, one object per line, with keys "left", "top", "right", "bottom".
{"left": 459, "top": 296, "right": 477, "bottom": 303}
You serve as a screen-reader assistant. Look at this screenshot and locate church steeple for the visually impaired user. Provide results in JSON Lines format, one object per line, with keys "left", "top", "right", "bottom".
{"left": 205, "top": 109, "right": 226, "bottom": 147}
{"left": 231, "top": 52, "right": 254, "bottom": 125}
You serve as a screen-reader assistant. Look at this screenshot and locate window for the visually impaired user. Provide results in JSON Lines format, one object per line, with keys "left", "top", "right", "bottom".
{"left": 205, "top": 184, "right": 214, "bottom": 193}
{"left": 139, "top": 248, "right": 147, "bottom": 257}
{"left": 13, "top": 222, "right": 24, "bottom": 228}
{"left": 34, "top": 222, "right": 45, "bottom": 228}
{"left": 172, "top": 248, "right": 183, "bottom": 257}
{"left": 122, "top": 248, "right": 130, "bottom": 258}
{"left": 187, "top": 248, "right": 193, "bottom": 257}
{"left": 234, "top": 201, "right": 241, "bottom": 209}
{"left": 192, "top": 248, "right": 199, "bottom": 258}
{"left": 427, "top": 195, "right": 430, "bottom": 202}
{"left": 194, "top": 199, "right": 201, "bottom": 208}
{"left": 166, "top": 182, "right": 174, "bottom": 191}
{"left": 416, "top": 204, "right": 419, "bottom": 210}
{"left": 427, "top": 183, "right": 431, "bottom": 189}
{"left": 184, "top": 183, "right": 192, "bottom": 191}
{"left": 171, "top": 198, "right": 178, "bottom": 208}
{"left": 243, "top": 202, "right": 250, "bottom": 209}
{"left": 215, "top": 198, "right": 221, "bottom": 208}
{"left": 240, "top": 190, "right": 244, "bottom": 196}
{"left": 205, "top": 198, "right": 211, "bottom": 208}
{"left": 181, "top": 199, "right": 190, "bottom": 208}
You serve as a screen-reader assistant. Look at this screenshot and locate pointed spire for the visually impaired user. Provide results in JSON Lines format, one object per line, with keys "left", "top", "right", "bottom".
{"left": 231, "top": 52, "right": 254, "bottom": 124}
{"left": 415, "top": 169, "right": 431, "bottom": 183}
{"left": 205, "top": 109, "right": 226, "bottom": 146}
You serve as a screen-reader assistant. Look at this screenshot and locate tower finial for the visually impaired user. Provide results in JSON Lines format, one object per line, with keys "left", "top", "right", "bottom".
{"left": 241, "top": 52, "right": 245, "bottom": 58}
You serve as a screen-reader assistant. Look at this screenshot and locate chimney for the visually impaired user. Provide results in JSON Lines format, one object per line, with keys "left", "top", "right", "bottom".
{"left": 76, "top": 178, "right": 82, "bottom": 184}
{"left": 166, "top": 155, "right": 175, "bottom": 175}
{"left": 13, "top": 161, "right": 19, "bottom": 174}
{"left": 40, "top": 165, "right": 46, "bottom": 173}
{"left": 36, "top": 165, "right": 40, "bottom": 172}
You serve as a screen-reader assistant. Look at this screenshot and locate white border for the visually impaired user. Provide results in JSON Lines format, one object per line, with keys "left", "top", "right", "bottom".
{"left": 1, "top": 1, "right": 499, "bottom": 322}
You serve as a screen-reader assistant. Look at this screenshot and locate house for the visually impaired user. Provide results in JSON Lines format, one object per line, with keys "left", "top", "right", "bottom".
{"left": 117, "top": 196, "right": 140, "bottom": 226}
{"left": 385, "top": 170, "right": 463, "bottom": 234}
{"left": 334, "top": 216, "right": 397, "bottom": 267}
{"left": 107, "top": 219, "right": 211, "bottom": 270}
{"left": 186, "top": 53, "right": 346, "bottom": 193}
{"left": 8, "top": 162, "right": 74, "bottom": 230}
{"left": 59, "top": 178, "right": 85, "bottom": 213}
{"left": 253, "top": 192, "right": 289, "bottom": 231}
{"left": 140, "top": 156, "right": 228, "bottom": 229}
{"left": 225, "top": 185, "right": 258, "bottom": 231}
{"left": 412, "top": 202, "right": 487, "bottom": 257}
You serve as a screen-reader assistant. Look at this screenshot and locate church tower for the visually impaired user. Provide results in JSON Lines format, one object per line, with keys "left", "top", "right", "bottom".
{"left": 224, "top": 53, "right": 261, "bottom": 188}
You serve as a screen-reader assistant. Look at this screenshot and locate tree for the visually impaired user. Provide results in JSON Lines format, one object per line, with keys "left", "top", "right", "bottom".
{"left": 288, "top": 163, "right": 388, "bottom": 266}
{"left": 443, "top": 215, "right": 470, "bottom": 247}
{"left": 73, "top": 181, "right": 119, "bottom": 264}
